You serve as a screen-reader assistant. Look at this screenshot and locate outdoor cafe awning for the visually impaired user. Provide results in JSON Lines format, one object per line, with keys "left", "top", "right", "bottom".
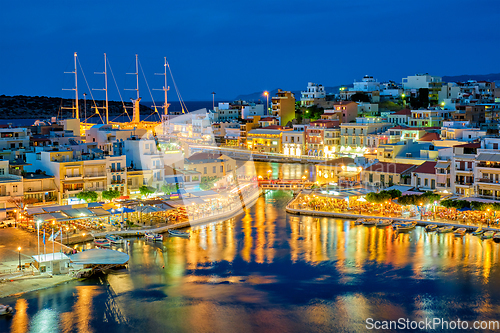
{"left": 33, "top": 213, "right": 57, "bottom": 222}
{"left": 477, "top": 153, "right": 500, "bottom": 162}
{"left": 89, "top": 208, "right": 111, "bottom": 216}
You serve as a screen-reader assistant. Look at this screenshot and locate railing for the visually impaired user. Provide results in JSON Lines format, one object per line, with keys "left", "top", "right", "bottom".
{"left": 65, "top": 174, "right": 82, "bottom": 179}
{"left": 475, "top": 178, "right": 498, "bottom": 184}
{"left": 84, "top": 173, "right": 106, "bottom": 178}
{"left": 111, "top": 179, "right": 125, "bottom": 185}
{"left": 477, "top": 163, "right": 500, "bottom": 169}
{"left": 110, "top": 168, "right": 126, "bottom": 172}
{"left": 455, "top": 181, "right": 473, "bottom": 186}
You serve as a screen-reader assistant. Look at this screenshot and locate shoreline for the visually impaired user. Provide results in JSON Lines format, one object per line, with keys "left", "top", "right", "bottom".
{"left": 0, "top": 274, "right": 77, "bottom": 299}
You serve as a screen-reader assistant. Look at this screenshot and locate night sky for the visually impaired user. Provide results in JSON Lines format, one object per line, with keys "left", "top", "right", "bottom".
{"left": 1, "top": 0, "right": 499, "bottom": 101}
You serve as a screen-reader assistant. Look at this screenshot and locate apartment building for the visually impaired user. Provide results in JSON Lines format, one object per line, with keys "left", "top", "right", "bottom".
{"left": 340, "top": 118, "right": 391, "bottom": 152}
{"left": 408, "top": 109, "right": 452, "bottom": 127}
{"left": 362, "top": 162, "right": 416, "bottom": 188}
{"left": 247, "top": 126, "right": 292, "bottom": 153}
{"left": 0, "top": 127, "right": 31, "bottom": 162}
{"left": 450, "top": 143, "right": 479, "bottom": 197}
{"left": 282, "top": 128, "right": 305, "bottom": 157}
{"left": 184, "top": 153, "right": 236, "bottom": 179}
{"left": 474, "top": 138, "right": 500, "bottom": 200}
{"left": 411, "top": 161, "right": 437, "bottom": 191}
{"left": 300, "top": 82, "right": 326, "bottom": 106}
{"left": 305, "top": 120, "right": 339, "bottom": 157}
{"left": 23, "top": 172, "right": 57, "bottom": 207}
{"left": 0, "top": 160, "right": 23, "bottom": 221}
{"left": 271, "top": 90, "right": 295, "bottom": 126}
{"left": 124, "top": 137, "right": 164, "bottom": 191}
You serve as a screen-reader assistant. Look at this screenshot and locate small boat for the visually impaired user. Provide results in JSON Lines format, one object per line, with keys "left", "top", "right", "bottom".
{"left": 376, "top": 219, "right": 392, "bottom": 227}
{"left": 493, "top": 232, "right": 500, "bottom": 243}
{"left": 145, "top": 232, "right": 163, "bottom": 241}
{"left": 472, "top": 227, "right": 484, "bottom": 236}
{"left": 436, "top": 226, "right": 454, "bottom": 233}
{"left": 105, "top": 234, "right": 124, "bottom": 244}
{"left": 94, "top": 238, "right": 111, "bottom": 246}
{"left": 354, "top": 218, "right": 365, "bottom": 225}
{"left": 168, "top": 229, "right": 190, "bottom": 237}
{"left": 454, "top": 228, "right": 466, "bottom": 236}
{"left": 395, "top": 222, "right": 417, "bottom": 232}
{"left": 425, "top": 224, "right": 438, "bottom": 232}
{"left": 362, "top": 219, "right": 377, "bottom": 226}
{"left": 481, "top": 231, "right": 495, "bottom": 239}
{"left": 0, "top": 304, "right": 13, "bottom": 315}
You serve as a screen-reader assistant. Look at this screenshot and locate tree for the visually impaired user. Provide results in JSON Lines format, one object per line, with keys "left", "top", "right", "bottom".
{"left": 139, "top": 185, "right": 155, "bottom": 198}
{"left": 102, "top": 189, "right": 120, "bottom": 201}
{"left": 350, "top": 93, "right": 370, "bottom": 103}
{"left": 366, "top": 191, "right": 392, "bottom": 204}
{"left": 76, "top": 190, "right": 98, "bottom": 203}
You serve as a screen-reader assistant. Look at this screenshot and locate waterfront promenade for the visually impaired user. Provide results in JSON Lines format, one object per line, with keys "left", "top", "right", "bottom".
{"left": 286, "top": 192, "right": 500, "bottom": 233}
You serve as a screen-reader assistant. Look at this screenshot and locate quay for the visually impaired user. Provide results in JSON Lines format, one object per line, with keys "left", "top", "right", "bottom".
{"left": 286, "top": 193, "right": 500, "bottom": 233}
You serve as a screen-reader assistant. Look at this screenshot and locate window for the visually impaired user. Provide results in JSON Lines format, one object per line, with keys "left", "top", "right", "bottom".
{"left": 380, "top": 174, "right": 385, "bottom": 184}
{"left": 424, "top": 178, "right": 428, "bottom": 187}
{"left": 418, "top": 178, "right": 421, "bottom": 186}
{"left": 204, "top": 167, "right": 207, "bottom": 174}
{"left": 431, "top": 179, "right": 436, "bottom": 189}
{"left": 13, "top": 185, "right": 17, "bottom": 193}
{"left": 369, "top": 173, "right": 373, "bottom": 183}
{"left": 0, "top": 169, "right": 4, "bottom": 175}
{"left": 220, "top": 165, "right": 223, "bottom": 173}
{"left": 388, "top": 175, "right": 393, "bottom": 184}
{"left": 213, "top": 166, "right": 216, "bottom": 173}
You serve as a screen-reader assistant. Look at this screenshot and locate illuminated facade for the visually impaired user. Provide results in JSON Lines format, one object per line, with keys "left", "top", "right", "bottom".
{"left": 271, "top": 90, "right": 295, "bottom": 126}
{"left": 247, "top": 126, "right": 292, "bottom": 153}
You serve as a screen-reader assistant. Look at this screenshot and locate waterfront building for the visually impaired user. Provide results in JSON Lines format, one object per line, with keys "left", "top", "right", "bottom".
{"left": 105, "top": 154, "right": 127, "bottom": 197}
{"left": 411, "top": 161, "right": 437, "bottom": 191}
{"left": 0, "top": 160, "right": 23, "bottom": 221}
{"left": 450, "top": 142, "right": 479, "bottom": 197}
{"left": 474, "top": 138, "right": 500, "bottom": 200}
{"left": 86, "top": 124, "right": 146, "bottom": 154}
{"left": 247, "top": 126, "right": 292, "bottom": 153}
{"left": 184, "top": 153, "right": 236, "bottom": 179}
{"left": 322, "top": 101, "right": 358, "bottom": 123}
{"left": 362, "top": 162, "right": 417, "bottom": 188}
{"left": 375, "top": 140, "right": 440, "bottom": 165}
{"left": 323, "top": 127, "right": 341, "bottom": 159}
{"left": 305, "top": 120, "right": 339, "bottom": 157}
{"left": 0, "top": 126, "right": 31, "bottom": 162}
{"left": 124, "top": 136, "right": 164, "bottom": 192}
{"left": 23, "top": 172, "right": 58, "bottom": 207}
{"left": 271, "top": 90, "right": 295, "bottom": 126}
{"left": 239, "top": 117, "right": 260, "bottom": 148}
{"left": 211, "top": 103, "right": 241, "bottom": 122}
{"left": 282, "top": 128, "right": 305, "bottom": 157}
{"left": 315, "top": 157, "right": 360, "bottom": 184}
{"left": 300, "top": 82, "right": 326, "bottom": 107}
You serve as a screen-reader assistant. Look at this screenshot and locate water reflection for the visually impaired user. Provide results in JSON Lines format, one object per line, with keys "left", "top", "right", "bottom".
{"left": 2, "top": 192, "right": 500, "bottom": 332}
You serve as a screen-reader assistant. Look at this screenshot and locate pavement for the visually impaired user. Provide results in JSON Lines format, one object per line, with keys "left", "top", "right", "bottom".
{"left": 0, "top": 274, "right": 75, "bottom": 299}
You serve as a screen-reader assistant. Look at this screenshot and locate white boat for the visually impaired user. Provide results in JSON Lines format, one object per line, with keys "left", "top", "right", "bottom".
{"left": 363, "top": 219, "right": 378, "bottom": 225}
{"left": 436, "top": 226, "right": 454, "bottom": 233}
{"left": 472, "top": 227, "right": 484, "bottom": 236}
{"left": 481, "top": 231, "right": 495, "bottom": 239}
{"left": 145, "top": 232, "right": 163, "bottom": 241}
{"left": 168, "top": 229, "right": 190, "bottom": 237}
{"left": 395, "top": 222, "right": 417, "bottom": 232}
{"left": 105, "top": 235, "right": 124, "bottom": 244}
{"left": 425, "top": 224, "right": 438, "bottom": 232}
{"left": 454, "top": 228, "right": 466, "bottom": 236}
{"left": 376, "top": 219, "right": 392, "bottom": 227}
{"left": 94, "top": 238, "right": 111, "bottom": 246}
{"left": 0, "top": 304, "right": 13, "bottom": 315}
{"left": 354, "top": 218, "right": 365, "bottom": 225}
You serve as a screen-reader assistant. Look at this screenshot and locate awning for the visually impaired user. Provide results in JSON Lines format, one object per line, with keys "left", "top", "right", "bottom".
{"left": 27, "top": 207, "right": 46, "bottom": 215}
{"left": 337, "top": 171, "right": 359, "bottom": 178}
{"left": 435, "top": 161, "right": 450, "bottom": 169}
{"left": 69, "top": 248, "right": 129, "bottom": 265}
{"left": 50, "top": 212, "right": 70, "bottom": 220}
{"left": 164, "top": 176, "right": 184, "bottom": 184}
{"left": 477, "top": 153, "right": 500, "bottom": 162}
{"left": 89, "top": 208, "right": 111, "bottom": 216}
{"left": 33, "top": 213, "right": 57, "bottom": 222}
{"left": 136, "top": 206, "right": 162, "bottom": 214}
{"left": 384, "top": 185, "right": 414, "bottom": 193}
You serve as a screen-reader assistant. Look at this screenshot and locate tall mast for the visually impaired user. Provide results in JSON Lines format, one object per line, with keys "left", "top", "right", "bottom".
{"left": 94, "top": 53, "right": 109, "bottom": 124}
{"left": 125, "top": 54, "right": 141, "bottom": 122}
{"left": 62, "top": 52, "right": 79, "bottom": 119}
{"left": 154, "top": 57, "right": 170, "bottom": 116}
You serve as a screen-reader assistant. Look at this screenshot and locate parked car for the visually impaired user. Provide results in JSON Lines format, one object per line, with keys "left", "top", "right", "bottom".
{"left": 2, "top": 219, "right": 15, "bottom": 227}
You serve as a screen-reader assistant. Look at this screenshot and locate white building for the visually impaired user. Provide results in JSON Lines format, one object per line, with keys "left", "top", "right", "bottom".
{"left": 0, "top": 160, "right": 23, "bottom": 221}
{"left": 282, "top": 129, "right": 305, "bottom": 157}
{"left": 350, "top": 76, "right": 381, "bottom": 92}
{"left": 402, "top": 74, "right": 442, "bottom": 90}
{"left": 241, "top": 104, "right": 265, "bottom": 119}
{"left": 301, "top": 82, "right": 326, "bottom": 106}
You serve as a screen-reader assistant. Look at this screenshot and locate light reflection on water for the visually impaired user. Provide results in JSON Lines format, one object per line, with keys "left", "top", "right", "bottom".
{"left": 2, "top": 191, "right": 500, "bottom": 332}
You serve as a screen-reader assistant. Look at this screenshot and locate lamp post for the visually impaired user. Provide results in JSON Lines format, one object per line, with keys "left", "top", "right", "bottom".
{"left": 17, "top": 246, "right": 21, "bottom": 271}
{"left": 14, "top": 209, "right": 17, "bottom": 228}
{"left": 66, "top": 226, "right": 69, "bottom": 245}
{"left": 267, "top": 169, "right": 272, "bottom": 181}
{"left": 36, "top": 220, "right": 40, "bottom": 260}
{"left": 264, "top": 91, "right": 269, "bottom": 116}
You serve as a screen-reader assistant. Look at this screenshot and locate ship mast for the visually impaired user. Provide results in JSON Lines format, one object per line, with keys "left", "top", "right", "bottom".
{"left": 154, "top": 57, "right": 170, "bottom": 116}
{"left": 94, "top": 53, "right": 109, "bottom": 124}
{"left": 125, "top": 54, "right": 141, "bottom": 123}
{"left": 62, "top": 52, "right": 79, "bottom": 119}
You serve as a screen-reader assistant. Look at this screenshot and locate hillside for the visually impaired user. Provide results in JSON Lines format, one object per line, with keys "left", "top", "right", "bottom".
{"left": 442, "top": 73, "right": 500, "bottom": 83}
{"left": 0, "top": 95, "right": 152, "bottom": 119}
{"left": 235, "top": 86, "right": 344, "bottom": 102}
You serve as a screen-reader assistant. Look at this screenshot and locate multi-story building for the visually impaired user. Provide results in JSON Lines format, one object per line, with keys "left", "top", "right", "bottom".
{"left": 106, "top": 154, "right": 127, "bottom": 196}
{"left": 408, "top": 109, "right": 453, "bottom": 127}
{"left": 387, "top": 109, "right": 411, "bottom": 125}
{"left": 0, "top": 127, "right": 31, "bottom": 162}
{"left": 124, "top": 136, "right": 164, "bottom": 191}
{"left": 322, "top": 101, "right": 358, "bottom": 123}
{"left": 453, "top": 104, "right": 486, "bottom": 125}
{"left": 323, "top": 127, "right": 341, "bottom": 159}
{"left": 316, "top": 157, "right": 360, "bottom": 184}
{"left": 184, "top": 153, "right": 236, "bottom": 179}
{"left": 362, "top": 162, "right": 416, "bottom": 188}
{"left": 300, "top": 82, "right": 326, "bottom": 106}
{"left": 247, "top": 126, "right": 292, "bottom": 153}
{"left": 450, "top": 143, "right": 479, "bottom": 197}
{"left": 0, "top": 160, "right": 23, "bottom": 221}
{"left": 350, "top": 75, "right": 381, "bottom": 92}
{"left": 402, "top": 73, "right": 442, "bottom": 105}
{"left": 86, "top": 124, "right": 145, "bottom": 153}
{"left": 241, "top": 103, "right": 265, "bottom": 119}
{"left": 440, "top": 121, "right": 486, "bottom": 141}
{"left": 305, "top": 120, "right": 338, "bottom": 157}
{"left": 239, "top": 117, "right": 260, "bottom": 148}
{"left": 23, "top": 172, "right": 57, "bottom": 207}
{"left": 271, "top": 90, "right": 295, "bottom": 126}
{"left": 474, "top": 138, "right": 500, "bottom": 200}
{"left": 411, "top": 161, "right": 437, "bottom": 191}
{"left": 339, "top": 118, "right": 391, "bottom": 152}
{"left": 282, "top": 127, "right": 305, "bottom": 157}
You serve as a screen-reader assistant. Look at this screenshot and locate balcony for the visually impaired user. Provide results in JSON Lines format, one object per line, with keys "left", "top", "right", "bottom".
{"left": 455, "top": 181, "right": 473, "bottom": 187}
{"left": 475, "top": 178, "right": 500, "bottom": 185}
{"left": 64, "top": 188, "right": 83, "bottom": 194}
{"left": 110, "top": 168, "right": 126, "bottom": 173}
{"left": 84, "top": 173, "right": 107, "bottom": 179}
{"left": 455, "top": 167, "right": 473, "bottom": 173}
{"left": 65, "top": 174, "right": 82, "bottom": 180}
{"left": 477, "top": 163, "right": 500, "bottom": 169}
{"left": 111, "top": 179, "right": 125, "bottom": 185}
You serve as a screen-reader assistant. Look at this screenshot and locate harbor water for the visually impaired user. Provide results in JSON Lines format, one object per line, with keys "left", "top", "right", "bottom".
{"left": 2, "top": 191, "right": 500, "bottom": 332}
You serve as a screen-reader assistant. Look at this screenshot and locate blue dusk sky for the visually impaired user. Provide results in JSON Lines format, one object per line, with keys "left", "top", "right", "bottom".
{"left": 1, "top": 0, "right": 499, "bottom": 102}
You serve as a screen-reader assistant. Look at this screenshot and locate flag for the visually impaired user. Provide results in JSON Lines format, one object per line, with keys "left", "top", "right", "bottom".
{"left": 43, "top": 230, "right": 46, "bottom": 245}
{"left": 49, "top": 229, "right": 61, "bottom": 242}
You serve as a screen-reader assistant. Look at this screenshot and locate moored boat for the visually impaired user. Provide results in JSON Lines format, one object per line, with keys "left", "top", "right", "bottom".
{"left": 454, "top": 228, "right": 466, "bottom": 236}
{"left": 436, "top": 226, "right": 454, "bottom": 233}
{"left": 472, "top": 227, "right": 484, "bottom": 236}
{"left": 481, "top": 231, "right": 495, "bottom": 239}
{"left": 425, "top": 224, "right": 438, "bottom": 232}
{"left": 168, "top": 229, "right": 190, "bottom": 237}
{"left": 94, "top": 238, "right": 111, "bottom": 246}
{"left": 0, "top": 304, "right": 13, "bottom": 315}
{"left": 355, "top": 218, "right": 365, "bottom": 225}
{"left": 395, "top": 222, "right": 417, "bottom": 232}
{"left": 145, "top": 232, "right": 163, "bottom": 241}
{"left": 376, "top": 219, "right": 392, "bottom": 227}
{"left": 362, "top": 219, "right": 378, "bottom": 226}
{"left": 493, "top": 232, "right": 500, "bottom": 243}
{"left": 106, "top": 234, "right": 124, "bottom": 244}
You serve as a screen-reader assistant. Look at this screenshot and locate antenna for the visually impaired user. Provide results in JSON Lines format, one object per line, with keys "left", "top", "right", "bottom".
{"left": 154, "top": 57, "right": 170, "bottom": 116}
{"left": 62, "top": 52, "right": 79, "bottom": 119}
{"left": 93, "top": 53, "right": 109, "bottom": 124}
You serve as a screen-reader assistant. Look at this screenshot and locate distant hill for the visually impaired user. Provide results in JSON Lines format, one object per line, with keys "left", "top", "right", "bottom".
{"left": 442, "top": 73, "right": 500, "bottom": 83}
{"left": 0, "top": 95, "right": 152, "bottom": 119}
{"left": 234, "top": 86, "right": 345, "bottom": 102}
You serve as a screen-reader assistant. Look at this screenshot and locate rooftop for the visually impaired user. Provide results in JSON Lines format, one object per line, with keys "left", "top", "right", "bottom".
{"left": 364, "top": 162, "right": 416, "bottom": 174}
{"left": 412, "top": 161, "right": 437, "bottom": 174}
{"left": 418, "top": 132, "right": 440, "bottom": 142}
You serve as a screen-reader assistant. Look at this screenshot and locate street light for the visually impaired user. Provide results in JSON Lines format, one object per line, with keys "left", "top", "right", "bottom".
{"left": 18, "top": 247, "right": 21, "bottom": 271}
{"left": 267, "top": 169, "right": 272, "bottom": 180}
{"left": 264, "top": 91, "right": 269, "bottom": 115}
